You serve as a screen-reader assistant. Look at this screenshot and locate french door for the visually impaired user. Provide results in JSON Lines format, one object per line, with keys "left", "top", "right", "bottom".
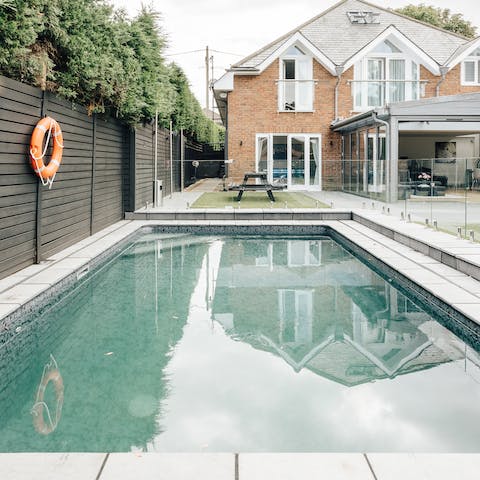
{"left": 256, "top": 133, "right": 322, "bottom": 189}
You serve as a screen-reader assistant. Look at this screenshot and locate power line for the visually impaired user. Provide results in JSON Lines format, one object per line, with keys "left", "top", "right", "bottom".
{"left": 165, "top": 48, "right": 243, "bottom": 57}
{"left": 165, "top": 49, "right": 204, "bottom": 57}
{"left": 210, "top": 49, "right": 244, "bottom": 56}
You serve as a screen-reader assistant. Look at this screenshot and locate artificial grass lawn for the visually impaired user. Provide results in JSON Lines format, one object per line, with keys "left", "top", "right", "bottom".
{"left": 191, "top": 192, "right": 329, "bottom": 209}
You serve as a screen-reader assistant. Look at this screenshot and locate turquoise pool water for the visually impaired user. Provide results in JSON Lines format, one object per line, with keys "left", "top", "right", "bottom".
{"left": 0, "top": 233, "right": 479, "bottom": 452}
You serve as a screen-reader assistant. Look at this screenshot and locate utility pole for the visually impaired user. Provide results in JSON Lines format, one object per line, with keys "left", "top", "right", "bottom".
{"left": 210, "top": 54, "right": 214, "bottom": 120}
{"left": 205, "top": 45, "right": 209, "bottom": 111}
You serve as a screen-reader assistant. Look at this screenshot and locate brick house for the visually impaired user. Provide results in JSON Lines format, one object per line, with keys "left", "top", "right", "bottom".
{"left": 213, "top": 0, "right": 480, "bottom": 201}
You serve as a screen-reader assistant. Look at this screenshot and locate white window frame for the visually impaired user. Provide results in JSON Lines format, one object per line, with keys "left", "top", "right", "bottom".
{"left": 353, "top": 40, "right": 419, "bottom": 111}
{"left": 461, "top": 54, "right": 480, "bottom": 85}
{"left": 278, "top": 46, "right": 314, "bottom": 112}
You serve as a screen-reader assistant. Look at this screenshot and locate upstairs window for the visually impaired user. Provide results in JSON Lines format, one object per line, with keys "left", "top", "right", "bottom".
{"left": 353, "top": 40, "right": 420, "bottom": 110}
{"left": 278, "top": 46, "right": 314, "bottom": 112}
{"left": 462, "top": 47, "right": 480, "bottom": 85}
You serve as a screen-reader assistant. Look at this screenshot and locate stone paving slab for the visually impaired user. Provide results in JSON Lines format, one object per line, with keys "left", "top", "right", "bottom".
{"left": 239, "top": 453, "right": 374, "bottom": 480}
{"left": 100, "top": 453, "right": 234, "bottom": 480}
{"left": 0, "top": 453, "right": 106, "bottom": 480}
{"left": 367, "top": 453, "right": 480, "bottom": 480}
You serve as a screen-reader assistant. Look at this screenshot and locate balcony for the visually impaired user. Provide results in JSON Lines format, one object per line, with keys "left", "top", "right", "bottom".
{"left": 350, "top": 79, "right": 428, "bottom": 110}
{"left": 277, "top": 79, "right": 316, "bottom": 112}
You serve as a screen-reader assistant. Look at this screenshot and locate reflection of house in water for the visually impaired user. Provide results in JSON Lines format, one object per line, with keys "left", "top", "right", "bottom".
{"left": 212, "top": 238, "right": 462, "bottom": 386}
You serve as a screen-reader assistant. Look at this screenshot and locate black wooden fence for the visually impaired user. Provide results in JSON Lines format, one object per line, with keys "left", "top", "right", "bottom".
{"left": 0, "top": 75, "right": 181, "bottom": 280}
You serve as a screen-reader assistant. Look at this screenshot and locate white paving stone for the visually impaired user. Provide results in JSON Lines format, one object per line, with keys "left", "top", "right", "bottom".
{"left": 52, "top": 257, "right": 91, "bottom": 269}
{"left": 399, "top": 268, "right": 450, "bottom": 285}
{"left": 100, "top": 453, "right": 234, "bottom": 480}
{"left": 0, "top": 283, "right": 48, "bottom": 304}
{"left": 0, "top": 303, "right": 21, "bottom": 319}
{"left": 367, "top": 453, "right": 480, "bottom": 480}
{"left": 0, "top": 453, "right": 106, "bottom": 480}
{"left": 239, "top": 453, "right": 373, "bottom": 480}
{"left": 22, "top": 267, "right": 74, "bottom": 286}
{"left": 426, "top": 263, "right": 467, "bottom": 277}
{"left": 452, "top": 304, "right": 480, "bottom": 324}
{"left": 0, "top": 274, "right": 29, "bottom": 293}
{"left": 425, "top": 284, "right": 480, "bottom": 304}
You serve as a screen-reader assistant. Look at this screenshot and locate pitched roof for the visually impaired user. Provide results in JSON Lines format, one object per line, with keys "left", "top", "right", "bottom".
{"left": 232, "top": 0, "right": 469, "bottom": 70}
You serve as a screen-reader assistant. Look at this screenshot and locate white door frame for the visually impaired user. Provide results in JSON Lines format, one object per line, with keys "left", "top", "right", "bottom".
{"left": 255, "top": 133, "right": 322, "bottom": 190}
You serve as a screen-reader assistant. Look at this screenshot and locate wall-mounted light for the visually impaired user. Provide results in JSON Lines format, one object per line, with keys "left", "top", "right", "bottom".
{"left": 219, "top": 92, "right": 227, "bottom": 99}
{"left": 239, "top": 140, "right": 243, "bottom": 146}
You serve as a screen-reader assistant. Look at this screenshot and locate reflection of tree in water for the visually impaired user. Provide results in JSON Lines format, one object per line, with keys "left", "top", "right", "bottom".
{"left": 0, "top": 234, "right": 208, "bottom": 452}
{"left": 213, "top": 238, "right": 464, "bottom": 387}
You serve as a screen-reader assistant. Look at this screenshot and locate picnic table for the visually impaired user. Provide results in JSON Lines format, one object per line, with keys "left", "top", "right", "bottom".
{"left": 229, "top": 172, "right": 285, "bottom": 202}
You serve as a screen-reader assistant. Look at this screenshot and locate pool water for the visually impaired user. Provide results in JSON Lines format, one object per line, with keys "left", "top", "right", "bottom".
{"left": 0, "top": 234, "right": 479, "bottom": 452}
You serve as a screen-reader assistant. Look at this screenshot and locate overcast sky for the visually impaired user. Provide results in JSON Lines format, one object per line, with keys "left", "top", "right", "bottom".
{"left": 110, "top": 0, "right": 480, "bottom": 110}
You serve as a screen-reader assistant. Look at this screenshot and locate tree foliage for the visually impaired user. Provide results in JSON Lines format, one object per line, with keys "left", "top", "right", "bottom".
{"left": 0, "top": 0, "right": 223, "bottom": 142}
{"left": 395, "top": 4, "right": 477, "bottom": 38}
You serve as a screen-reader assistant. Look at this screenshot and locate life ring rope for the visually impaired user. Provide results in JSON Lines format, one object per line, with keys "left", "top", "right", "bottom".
{"left": 29, "top": 117, "right": 64, "bottom": 189}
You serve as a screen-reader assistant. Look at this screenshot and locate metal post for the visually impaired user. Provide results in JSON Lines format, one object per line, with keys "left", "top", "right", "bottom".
{"left": 180, "top": 129, "right": 185, "bottom": 193}
{"left": 210, "top": 54, "right": 215, "bottom": 119}
{"left": 90, "top": 113, "right": 97, "bottom": 234}
{"left": 35, "top": 90, "right": 48, "bottom": 263}
{"left": 153, "top": 110, "right": 158, "bottom": 207}
{"left": 169, "top": 120, "right": 173, "bottom": 198}
{"left": 205, "top": 46, "right": 209, "bottom": 111}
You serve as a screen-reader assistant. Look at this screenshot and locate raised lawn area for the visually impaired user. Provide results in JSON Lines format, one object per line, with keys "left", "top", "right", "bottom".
{"left": 191, "top": 192, "right": 329, "bottom": 209}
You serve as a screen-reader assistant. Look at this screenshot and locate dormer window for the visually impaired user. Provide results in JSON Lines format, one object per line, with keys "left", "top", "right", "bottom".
{"left": 278, "top": 45, "right": 314, "bottom": 112}
{"left": 353, "top": 39, "right": 420, "bottom": 110}
{"left": 462, "top": 47, "right": 480, "bottom": 85}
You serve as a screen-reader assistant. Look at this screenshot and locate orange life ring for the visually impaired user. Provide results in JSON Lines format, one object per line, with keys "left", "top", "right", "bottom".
{"left": 29, "top": 116, "right": 64, "bottom": 179}
{"left": 32, "top": 368, "right": 64, "bottom": 435}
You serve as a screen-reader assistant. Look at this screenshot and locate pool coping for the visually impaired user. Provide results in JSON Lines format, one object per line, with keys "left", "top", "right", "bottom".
{"left": 2, "top": 215, "right": 480, "bottom": 334}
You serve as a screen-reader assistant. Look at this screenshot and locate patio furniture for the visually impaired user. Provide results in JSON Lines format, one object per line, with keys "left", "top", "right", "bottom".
{"left": 229, "top": 172, "right": 285, "bottom": 202}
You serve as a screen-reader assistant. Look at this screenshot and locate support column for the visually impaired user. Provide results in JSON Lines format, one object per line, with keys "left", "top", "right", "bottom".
{"left": 389, "top": 118, "right": 399, "bottom": 203}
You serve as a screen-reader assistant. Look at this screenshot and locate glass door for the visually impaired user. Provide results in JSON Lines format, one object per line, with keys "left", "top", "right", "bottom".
{"left": 260, "top": 134, "right": 321, "bottom": 189}
{"left": 289, "top": 135, "right": 306, "bottom": 187}
{"left": 309, "top": 137, "right": 320, "bottom": 187}
{"left": 256, "top": 135, "right": 269, "bottom": 175}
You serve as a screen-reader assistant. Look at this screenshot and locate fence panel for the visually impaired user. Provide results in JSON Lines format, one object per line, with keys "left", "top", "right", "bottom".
{"left": 0, "top": 77, "right": 41, "bottom": 278}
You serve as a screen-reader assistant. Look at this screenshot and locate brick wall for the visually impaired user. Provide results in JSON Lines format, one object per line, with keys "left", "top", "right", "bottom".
{"left": 228, "top": 60, "right": 355, "bottom": 189}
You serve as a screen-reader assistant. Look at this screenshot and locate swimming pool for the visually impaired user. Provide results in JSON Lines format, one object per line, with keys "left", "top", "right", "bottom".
{"left": 0, "top": 232, "right": 479, "bottom": 452}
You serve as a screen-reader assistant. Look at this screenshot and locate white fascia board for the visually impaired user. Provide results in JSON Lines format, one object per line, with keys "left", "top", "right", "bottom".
{"left": 445, "top": 37, "right": 480, "bottom": 70}
{"left": 255, "top": 31, "right": 338, "bottom": 76}
{"left": 213, "top": 71, "right": 234, "bottom": 92}
{"left": 343, "top": 25, "right": 440, "bottom": 75}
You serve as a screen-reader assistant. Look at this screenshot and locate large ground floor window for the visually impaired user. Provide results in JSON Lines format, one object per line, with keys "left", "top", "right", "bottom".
{"left": 256, "top": 133, "right": 322, "bottom": 189}
{"left": 342, "top": 127, "right": 387, "bottom": 200}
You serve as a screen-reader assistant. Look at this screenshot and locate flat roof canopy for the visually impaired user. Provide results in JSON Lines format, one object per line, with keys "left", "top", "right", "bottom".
{"left": 331, "top": 92, "right": 480, "bottom": 134}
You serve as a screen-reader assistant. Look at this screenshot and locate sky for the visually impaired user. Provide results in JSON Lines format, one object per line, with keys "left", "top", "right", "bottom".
{"left": 110, "top": 0, "right": 480, "bottom": 111}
